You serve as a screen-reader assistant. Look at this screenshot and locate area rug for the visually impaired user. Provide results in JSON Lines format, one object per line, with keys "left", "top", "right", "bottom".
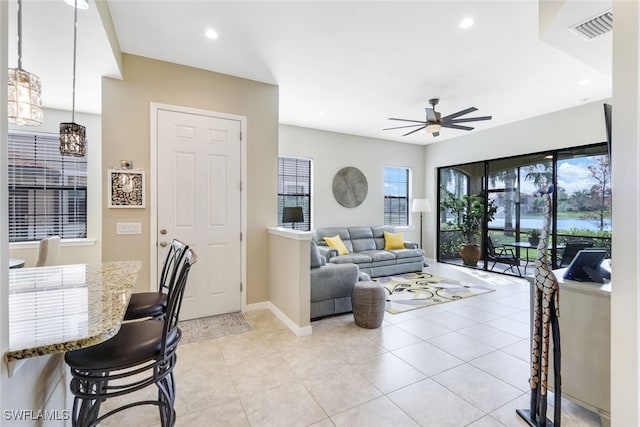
{"left": 178, "top": 312, "right": 251, "bottom": 344}
{"left": 374, "top": 272, "right": 494, "bottom": 314}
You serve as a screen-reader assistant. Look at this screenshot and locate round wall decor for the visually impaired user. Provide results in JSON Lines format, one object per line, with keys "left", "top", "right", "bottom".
{"left": 332, "top": 166, "right": 368, "bottom": 208}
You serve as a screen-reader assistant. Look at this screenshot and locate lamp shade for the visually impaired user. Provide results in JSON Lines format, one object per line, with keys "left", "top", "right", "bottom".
{"left": 60, "top": 122, "right": 86, "bottom": 156}
{"left": 411, "top": 198, "right": 432, "bottom": 213}
{"left": 282, "top": 206, "right": 304, "bottom": 224}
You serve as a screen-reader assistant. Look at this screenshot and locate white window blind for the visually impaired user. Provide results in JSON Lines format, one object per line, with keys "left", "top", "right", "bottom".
{"left": 384, "top": 166, "right": 410, "bottom": 226}
{"left": 8, "top": 132, "right": 88, "bottom": 242}
{"left": 278, "top": 157, "right": 311, "bottom": 231}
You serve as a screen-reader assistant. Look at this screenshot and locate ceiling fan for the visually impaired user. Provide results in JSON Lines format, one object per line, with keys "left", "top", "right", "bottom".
{"left": 384, "top": 98, "right": 492, "bottom": 137}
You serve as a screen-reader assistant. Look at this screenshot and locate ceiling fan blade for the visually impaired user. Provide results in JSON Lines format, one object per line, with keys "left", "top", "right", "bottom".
{"left": 403, "top": 126, "right": 427, "bottom": 137}
{"left": 425, "top": 108, "right": 437, "bottom": 122}
{"left": 388, "top": 118, "right": 427, "bottom": 124}
{"left": 448, "top": 115, "right": 492, "bottom": 124}
{"left": 441, "top": 107, "right": 478, "bottom": 122}
{"left": 442, "top": 123, "right": 475, "bottom": 131}
{"left": 383, "top": 124, "right": 426, "bottom": 131}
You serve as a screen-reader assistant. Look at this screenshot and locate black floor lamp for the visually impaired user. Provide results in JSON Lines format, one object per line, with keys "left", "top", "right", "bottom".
{"left": 412, "top": 198, "right": 432, "bottom": 266}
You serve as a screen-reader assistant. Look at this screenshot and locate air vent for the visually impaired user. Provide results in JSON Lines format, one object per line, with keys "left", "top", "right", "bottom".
{"left": 571, "top": 10, "right": 613, "bottom": 40}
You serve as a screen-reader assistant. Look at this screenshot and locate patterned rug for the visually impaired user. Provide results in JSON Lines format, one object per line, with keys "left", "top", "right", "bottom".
{"left": 178, "top": 312, "right": 251, "bottom": 344}
{"left": 374, "top": 272, "right": 494, "bottom": 314}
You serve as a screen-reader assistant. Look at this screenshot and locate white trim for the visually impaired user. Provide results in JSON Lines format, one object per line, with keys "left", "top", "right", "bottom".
{"left": 9, "top": 238, "right": 96, "bottom": 249}
{"left": 149, "top": 103, "right": 247, "bottom": 309}
{"left": 267, "top": 227, "right": 313, "bottom": 240}
{"left": 244, "top": 301, "right": 312, "bottom": 337}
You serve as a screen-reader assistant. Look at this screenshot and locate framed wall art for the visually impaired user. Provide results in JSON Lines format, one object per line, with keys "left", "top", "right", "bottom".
{"left": 108, "top": 169, "right": 146, "bottom": 208}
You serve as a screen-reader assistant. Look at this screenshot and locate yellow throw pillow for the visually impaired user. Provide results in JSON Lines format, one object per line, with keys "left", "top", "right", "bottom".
{"left": 323, "top": 235, "right": 349, "bottom": 255}
{"left": 384, "top": 231, "right": 405, "bottom": 250}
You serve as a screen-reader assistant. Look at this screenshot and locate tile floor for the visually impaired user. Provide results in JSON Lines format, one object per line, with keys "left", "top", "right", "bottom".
{"left": 100, "top": 262, "right": 602, "bottom": 427}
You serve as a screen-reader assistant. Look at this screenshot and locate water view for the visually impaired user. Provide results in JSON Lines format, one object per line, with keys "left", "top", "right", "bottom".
{"left": 490, "top": 217, "right": 611, "bottom": 232}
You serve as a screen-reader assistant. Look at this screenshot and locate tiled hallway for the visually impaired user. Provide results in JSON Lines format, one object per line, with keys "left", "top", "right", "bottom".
{"left": 101, "top": 263, "right": 601, "bottom": 426}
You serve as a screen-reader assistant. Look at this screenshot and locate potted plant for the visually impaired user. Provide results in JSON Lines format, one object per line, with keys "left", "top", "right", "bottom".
{"left": 442, "top": 193, "right": 497, "bottom": 266}
{"left": 528, "top": 229, "right": 540, "bottom": 246}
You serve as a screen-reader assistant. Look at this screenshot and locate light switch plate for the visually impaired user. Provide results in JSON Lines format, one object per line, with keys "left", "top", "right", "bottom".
{"left": 116, "top": 222, "right": 142, "bottom": 235}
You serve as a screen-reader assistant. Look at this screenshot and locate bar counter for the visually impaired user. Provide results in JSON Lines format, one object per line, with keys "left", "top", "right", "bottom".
{"left": 5, "top": 261, "right": 141, "bottom": 363}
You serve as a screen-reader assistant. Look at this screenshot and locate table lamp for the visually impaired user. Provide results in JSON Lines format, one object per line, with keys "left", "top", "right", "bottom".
{"left": 282, "top": 206, "right": 304, "bottom": 229}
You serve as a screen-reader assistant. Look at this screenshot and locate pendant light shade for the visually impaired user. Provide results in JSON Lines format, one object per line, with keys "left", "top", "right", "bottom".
{"left": 8, "top": 0, "right": 43, "bottom": 126}
{"left": 60, "top": 122, "right": 86, "bottom": 157}
{"left": 59, "top": 0, "right": 86, "bottom": 157}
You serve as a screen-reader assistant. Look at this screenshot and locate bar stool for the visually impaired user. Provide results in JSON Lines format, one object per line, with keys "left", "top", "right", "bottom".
{"left": 64, "top": 247, "right": 197, "bottom": 427}
{"left": 124, "top": 239, "right": 187, "bottom": 320}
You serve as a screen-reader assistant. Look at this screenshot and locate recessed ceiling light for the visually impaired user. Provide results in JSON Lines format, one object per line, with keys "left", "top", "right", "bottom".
{"left": 318, "top": 111, "right": 325, "bottom": 117}
{"left": 579, "top": 79, "right": 591, "bottom": 86}
{"left": 205, "top": 28, "right": 219, "bottom": 40}
{"left": 459, "top": 17, "right": 474, "bottom": 29}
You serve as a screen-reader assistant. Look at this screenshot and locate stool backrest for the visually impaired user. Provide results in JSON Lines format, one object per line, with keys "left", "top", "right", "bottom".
{"left": 162, "top": 247, "right": 197, "bottom": 354}
{"left": 158, "top": 239, "right": 188, "bottom": 294}
{"left": 35, "top": 236, "right": 61, "bottom": 267}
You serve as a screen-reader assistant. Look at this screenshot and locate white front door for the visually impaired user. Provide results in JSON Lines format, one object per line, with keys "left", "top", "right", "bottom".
{"left": 156, "top": 108, "right": 242, "bottom": 320}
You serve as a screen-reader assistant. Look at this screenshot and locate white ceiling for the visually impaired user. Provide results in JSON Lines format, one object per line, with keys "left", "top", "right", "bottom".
{"left": 11, "top": 0, "right": 612, "bottom": 144}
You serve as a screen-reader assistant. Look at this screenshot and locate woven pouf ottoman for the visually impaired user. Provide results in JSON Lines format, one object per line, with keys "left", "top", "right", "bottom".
{"left": 352, "top": 281, "right": 386, "bottom": 328}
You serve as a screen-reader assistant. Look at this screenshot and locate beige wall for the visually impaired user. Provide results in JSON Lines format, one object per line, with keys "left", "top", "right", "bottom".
{"left": 102, "top": 54, "right": 278, "bottom": 304}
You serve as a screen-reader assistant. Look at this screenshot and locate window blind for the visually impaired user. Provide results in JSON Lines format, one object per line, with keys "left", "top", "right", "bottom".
{"left": 7, "top": 132, "right": 88, "bottom": 242}
{"left": 384, "top": 166, "right": 409, "bottom": 226}
{"left": 278, "top": 157, "right": 312, "bottom": 231}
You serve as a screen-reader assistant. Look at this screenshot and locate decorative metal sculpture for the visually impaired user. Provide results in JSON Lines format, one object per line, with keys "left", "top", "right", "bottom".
{"left": 517, "top": 184, "right": 562, "bottom": 426}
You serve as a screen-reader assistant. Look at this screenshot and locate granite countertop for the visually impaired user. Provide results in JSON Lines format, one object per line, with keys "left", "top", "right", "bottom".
{"left": 5, "top": 261, "right": 142, "bottom": 363}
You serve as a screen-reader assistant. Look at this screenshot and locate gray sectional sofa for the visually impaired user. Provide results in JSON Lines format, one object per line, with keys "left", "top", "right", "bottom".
{"left": 310, "top": 241, "right": 362, "bottom": 319}
{"left": 313, "top": 226, "right": 425, "bottom": 278}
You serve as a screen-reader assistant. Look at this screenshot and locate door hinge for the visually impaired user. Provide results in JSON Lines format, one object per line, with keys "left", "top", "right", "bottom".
{"left": 240, "top": 282, "right": 243, "bottom": 292}
{"left": 240, "top": 130, "right": 243, "bottom": 141}
{"left": 240, "top": 181, "right": 242, "bottom": 192}
{"left": 240, "top": 232, "right": 243, "bottom": 241}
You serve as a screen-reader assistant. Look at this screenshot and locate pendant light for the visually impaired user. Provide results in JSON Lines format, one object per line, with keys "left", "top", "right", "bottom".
{"left": 8, "top": 0, "right": 43, "bottom": 126}
{"left": 59, "top": 0, "right": 86, "bottom": 157}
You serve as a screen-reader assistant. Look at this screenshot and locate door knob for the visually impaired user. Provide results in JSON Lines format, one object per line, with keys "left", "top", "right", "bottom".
{"left": 159, "top": 241, "right": 168, "bottom": 247}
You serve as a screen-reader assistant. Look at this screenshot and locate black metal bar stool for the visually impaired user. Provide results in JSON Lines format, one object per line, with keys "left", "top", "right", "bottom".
{"left": 64, "top": 247, "right": 197, "bottom": 427}
{"left": 124, "top": 239, "right": 187, "bottom": 320}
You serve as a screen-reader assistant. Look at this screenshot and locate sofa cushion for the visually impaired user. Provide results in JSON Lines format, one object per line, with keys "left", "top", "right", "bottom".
{"left": 348, "top": 227, "right": 376, "bottom": 252}
{"left": 392, "top": 248, "right": 425, "bottom": 259}
{"left": 330, "top": 253, "right": 372, "bottom": 265}
{"left": 358, "top": 250, "right": 395, "bottom": 262}
{"left": 324, "top": 235, "right": 349, "bottom": 255}
{"left": 371, "top": 226, "right": 397, "bottom": 250}
{"left": 310, "top": 241, "right": 324, "bottom": 268}
{"left": 383, "top": 231, "right": 405, "bottom": 250}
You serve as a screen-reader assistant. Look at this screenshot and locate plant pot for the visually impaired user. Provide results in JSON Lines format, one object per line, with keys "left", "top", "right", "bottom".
{"left": 460, "top": 243, "right": 481, "bottom": 266}
{"left": 528, "top": 237, "right": 540, "bottom": 246}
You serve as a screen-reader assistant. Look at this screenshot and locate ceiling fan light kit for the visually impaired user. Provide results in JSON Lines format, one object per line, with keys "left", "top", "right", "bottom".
{"left": 384, "top": 98, "right": 492, "bottom": 138}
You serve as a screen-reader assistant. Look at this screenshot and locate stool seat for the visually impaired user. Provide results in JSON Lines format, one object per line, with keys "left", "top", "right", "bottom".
{"left": 124, "top": 292, "right": 167, "bottom": 320}
{"left": 352, "top": 281, "right": 386, "bottom": 329}
{"left": 65, "top": 320, "right": 178, "bottom": 371}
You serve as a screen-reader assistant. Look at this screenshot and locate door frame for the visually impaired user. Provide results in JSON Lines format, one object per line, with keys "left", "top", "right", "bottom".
{"left": 149, "top": 102, "right": 247, "bottom": 310}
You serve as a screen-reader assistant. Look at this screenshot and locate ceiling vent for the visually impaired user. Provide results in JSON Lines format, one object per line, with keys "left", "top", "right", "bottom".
{"left": 571, "top": 10, "right": 613, "bottom": 40}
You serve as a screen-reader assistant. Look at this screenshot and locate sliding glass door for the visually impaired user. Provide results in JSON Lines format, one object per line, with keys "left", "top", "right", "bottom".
{"left": 437, "top": 142, "right": 610, "bottom": 276}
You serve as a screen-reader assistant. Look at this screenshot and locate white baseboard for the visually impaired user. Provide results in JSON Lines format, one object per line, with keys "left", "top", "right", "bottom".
{"left": 244, "top": 301, "right": 312, "bottom": 337}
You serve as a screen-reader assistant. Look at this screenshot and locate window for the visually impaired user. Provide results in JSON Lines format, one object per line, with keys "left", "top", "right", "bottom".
{"left": 277, "top": 156, "right": 311, "bottom": 231}
{"left": 384, "top": 166, "right": 410, "bottom": 226}
{"left": 8, "top": 132, "right": 88, "bottom": 242}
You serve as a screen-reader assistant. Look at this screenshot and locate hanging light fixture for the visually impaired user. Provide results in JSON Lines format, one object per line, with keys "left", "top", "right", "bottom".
{"left": 8, "top": 0, "right": 43, "bottom": 126}
{"left": 59, "top": 0, "right": 86, "bottom": 157}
